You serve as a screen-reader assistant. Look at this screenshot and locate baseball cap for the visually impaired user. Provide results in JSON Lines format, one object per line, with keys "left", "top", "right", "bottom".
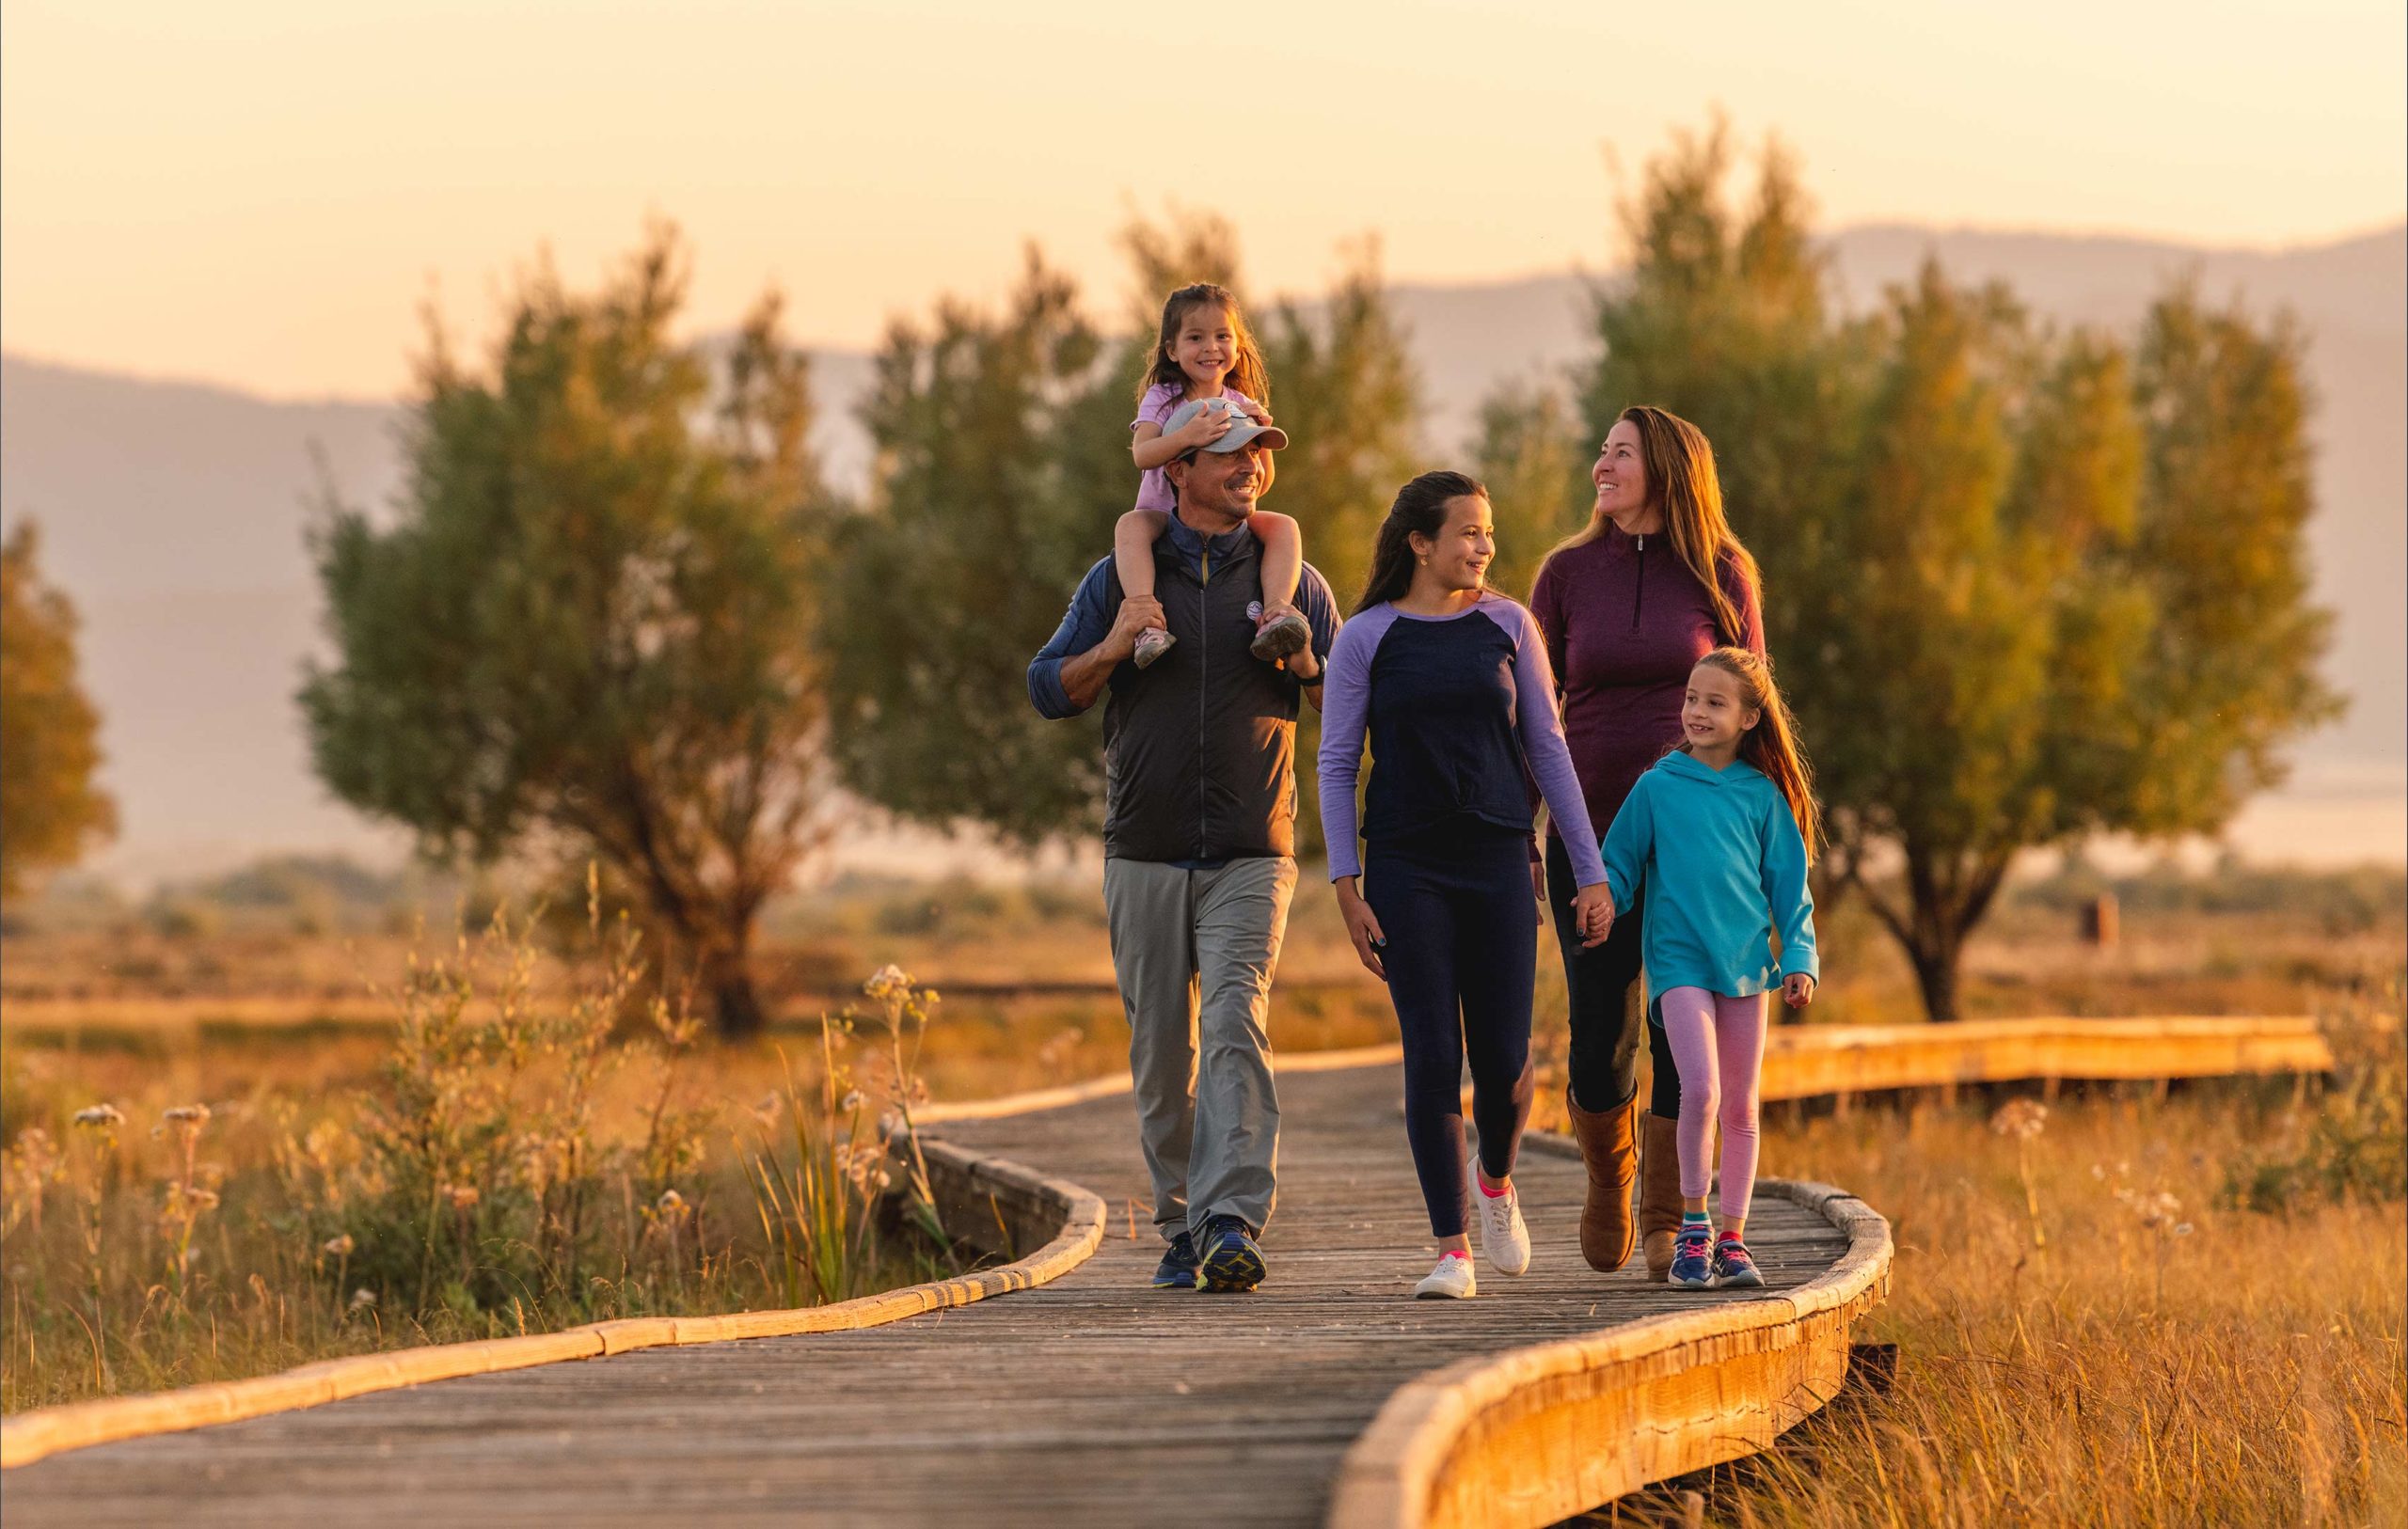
{"left": 1164, "top": 397, "right": 1289, "bottom": 455}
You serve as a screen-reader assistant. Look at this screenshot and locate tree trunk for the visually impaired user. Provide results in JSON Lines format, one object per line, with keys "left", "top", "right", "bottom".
{"left": 701, "top": 940, "right": 767, "bottom": 1040}
{"left": 1907, "top": 936, "right": 1963, "bottom": 1023}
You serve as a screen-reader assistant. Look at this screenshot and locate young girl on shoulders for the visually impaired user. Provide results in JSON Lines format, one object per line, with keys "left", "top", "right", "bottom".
{"left": 1118, "top": 282, "right": 1311, "bottom": 669}
{"left": 1594, "top": 647, "right": 1820, "bottom": 1291}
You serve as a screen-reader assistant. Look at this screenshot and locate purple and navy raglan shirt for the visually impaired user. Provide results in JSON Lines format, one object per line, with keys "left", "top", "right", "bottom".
{"left": 1316, "top": 591, "right": 1608, "bottom": 886}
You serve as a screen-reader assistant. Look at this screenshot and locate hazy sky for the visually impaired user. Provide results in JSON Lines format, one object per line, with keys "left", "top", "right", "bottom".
{"left": 6, "top": 0, "right": 2401, "bottom": 399}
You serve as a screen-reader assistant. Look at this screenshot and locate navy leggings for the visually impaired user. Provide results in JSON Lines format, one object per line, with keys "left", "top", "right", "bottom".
{"left": 1365, "top": 822, "right": 1539, "bottom": 1238}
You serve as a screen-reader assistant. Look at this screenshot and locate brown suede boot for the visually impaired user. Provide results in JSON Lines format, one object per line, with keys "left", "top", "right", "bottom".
{"left": 1640, "top": 1111, "right": 1683, "bottom": 1282}
{"left": 1563, "top": 1085, "right": 1639, "bottom": 1271}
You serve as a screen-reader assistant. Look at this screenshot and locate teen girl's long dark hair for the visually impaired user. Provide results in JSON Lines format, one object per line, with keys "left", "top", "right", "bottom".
{"left": 1354, "top": 471, "right": 1488, "bottom": 615}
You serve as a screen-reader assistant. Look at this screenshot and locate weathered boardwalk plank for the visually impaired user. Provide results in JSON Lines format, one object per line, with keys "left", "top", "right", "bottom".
{"left": 3, "top": 1062, "right": 1852, "bottom": 1526}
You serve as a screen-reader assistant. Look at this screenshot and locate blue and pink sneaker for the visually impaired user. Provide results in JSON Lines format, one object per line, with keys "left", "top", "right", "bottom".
{"left": 1669, "top": 1222, "right": 1714, "bottom": 1288}
{"left": 1710, "top": 1233, "right": 1765, "bottom": 1289}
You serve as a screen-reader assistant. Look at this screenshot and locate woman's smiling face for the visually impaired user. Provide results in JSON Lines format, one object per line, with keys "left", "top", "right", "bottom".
{"left": 1592, "top": 418, "right": 1649, "bottom": 519}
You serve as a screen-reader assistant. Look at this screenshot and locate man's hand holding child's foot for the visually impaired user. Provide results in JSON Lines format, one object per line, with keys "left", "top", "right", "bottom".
{"left": 1248, "top": 600, "right": 1311, "bottom": 663}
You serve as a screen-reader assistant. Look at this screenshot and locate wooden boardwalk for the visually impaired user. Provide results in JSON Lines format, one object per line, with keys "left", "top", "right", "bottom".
{"left": 3, "top": 1061, "right": 1863, "bottom": 1527}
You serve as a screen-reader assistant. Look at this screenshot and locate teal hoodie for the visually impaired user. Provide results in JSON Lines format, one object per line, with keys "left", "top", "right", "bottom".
{"left": 1598, "top": 749, "right": 1817, "bottom": 1006}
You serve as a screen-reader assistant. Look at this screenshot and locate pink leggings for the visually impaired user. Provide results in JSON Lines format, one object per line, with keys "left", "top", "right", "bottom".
{"left": 1657, "top": 986, "right": 1766, "bottom": 1222}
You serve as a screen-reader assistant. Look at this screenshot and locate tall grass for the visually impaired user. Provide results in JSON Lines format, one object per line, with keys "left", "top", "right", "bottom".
{"left": 1602, "top": 999, "right": 2406, "bottom": 1528}
{"left": 0, "top": 891, "right": 953, "bottom": 1412}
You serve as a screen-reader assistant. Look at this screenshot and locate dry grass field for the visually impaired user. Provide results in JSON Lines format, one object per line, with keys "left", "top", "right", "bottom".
{"left": 3, "top": 857, "right": 2401, "bottom": 1525}
{"left": 1595, "top": 1012, "right": 2405, "bottom": 1528}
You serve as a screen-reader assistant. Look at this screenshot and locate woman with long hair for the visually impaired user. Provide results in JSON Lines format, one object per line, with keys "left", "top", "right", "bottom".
{"left": 1528, "top": 404, "right": 1766, "bottom": 1280}
{"left": 1318, "top": 471, "right": 1612, "bottom": 1299}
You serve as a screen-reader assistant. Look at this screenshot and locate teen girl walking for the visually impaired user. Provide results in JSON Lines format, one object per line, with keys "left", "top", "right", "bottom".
{"left": 1320, "top": 471, "right": 1613, "bottom": 1300}
{"left": 1594, "top": 647, "right": 1819, "bottom": 1289}
{"left": 1116, "top": 282, "right": 1312, "bottom": 668}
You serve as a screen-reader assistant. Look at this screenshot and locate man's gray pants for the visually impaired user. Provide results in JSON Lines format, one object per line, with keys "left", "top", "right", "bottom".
{"left": 1102, "top": 855, "right": 1296, "bottom": 1243}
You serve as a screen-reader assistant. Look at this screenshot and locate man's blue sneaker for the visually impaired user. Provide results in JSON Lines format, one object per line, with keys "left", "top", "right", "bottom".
{"left": 1709, "top": 1234, "right": 1765, "bottom": 1289}
{"left": 1669, "top": 1224, "right": 1713, "bottom": 1288}
{"left": 1150, "top": 1231, "right": 1200, "bottom": 1290}
{"left": 1196, "top": 1214, "right": 1267, "bottom": 1292}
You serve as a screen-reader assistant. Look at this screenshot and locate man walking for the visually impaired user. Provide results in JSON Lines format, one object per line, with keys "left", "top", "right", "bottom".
{"left": 1027, "top": 402, "right": 1339, "bottom": 1292}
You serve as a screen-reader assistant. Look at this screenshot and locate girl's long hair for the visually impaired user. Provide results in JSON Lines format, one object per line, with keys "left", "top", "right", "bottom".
{"left": 1546, "top": 405, "right": 1761, "bottom": 645}
{"left": 1690, "top": 646, "right": 1821, "bottom": 863}
{"left": 1354, "top": 471, "right": 1487, "bottom": 615}
{"left": 1136, "top": 283, "right": 1271, "bottom": 406}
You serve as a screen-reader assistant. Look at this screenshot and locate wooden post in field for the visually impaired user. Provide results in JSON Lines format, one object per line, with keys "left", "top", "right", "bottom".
{"left": 2080, "top": 893, "right": 2119, "bottom": 948}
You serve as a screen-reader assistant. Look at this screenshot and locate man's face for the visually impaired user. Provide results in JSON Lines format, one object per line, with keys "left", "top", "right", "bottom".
{"left": 1167, "top": 441, "right": 1273, "bottom": 524}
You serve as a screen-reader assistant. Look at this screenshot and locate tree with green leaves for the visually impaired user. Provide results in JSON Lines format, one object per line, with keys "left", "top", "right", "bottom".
{"left": 1, "top": 521, "right": 117, "bottom": 900}
{"left": 300, "top": 229, "right": 827, "bottom": 1037}
{"left": 1256, "top": 238, "right": 1422, "bottom": 611}
{"left": 1582, "top": 126, "right": 2337, "bottom": 1019}
{"left": 1580, "top": 122, "right": 1870, "bottom": 804}
{"left": 819, "top": 250, "right": 1124, "bottom": 846}
{"left": 1471, "top": 378, "right": 1593, "bottom": 601}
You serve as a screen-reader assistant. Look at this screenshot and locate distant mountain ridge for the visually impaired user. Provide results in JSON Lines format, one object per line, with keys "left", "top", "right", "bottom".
{"left": 4, "top": 223, "right": 2399, "bottom": 878}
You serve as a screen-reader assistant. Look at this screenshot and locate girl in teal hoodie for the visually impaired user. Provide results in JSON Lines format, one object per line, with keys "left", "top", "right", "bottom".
{"left": 1596, "top": 647, "right": 1820, "bottom": 1290}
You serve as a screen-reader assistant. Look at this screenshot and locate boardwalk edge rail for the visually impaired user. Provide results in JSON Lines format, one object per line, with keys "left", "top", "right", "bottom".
{"left": 0, "top": 1138, "right": 1107, "bottom": 1471}
{"left": 1324, "top": 1172, "right": 1892, "bottom": 1529}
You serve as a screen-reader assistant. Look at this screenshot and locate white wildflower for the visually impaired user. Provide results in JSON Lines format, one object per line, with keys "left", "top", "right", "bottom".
{"left": 1989, "top": 1098, "right": 2048, "bottom": 1141}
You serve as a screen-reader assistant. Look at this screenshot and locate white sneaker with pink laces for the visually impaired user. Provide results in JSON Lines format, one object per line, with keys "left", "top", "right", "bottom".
{"left": 1474, "top": 1175, "right": 1532, "bottom": 1275}
{"left": 1414, "top": 1250, "right": 1477, "bottom": 1300}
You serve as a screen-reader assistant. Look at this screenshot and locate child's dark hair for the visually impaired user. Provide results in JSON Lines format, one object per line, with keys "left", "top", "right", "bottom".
{"left": 1137, "top": 283, "right": 1270, "bottom": 406}
{"left": 1354, "top": 471, "right": 1488, "bottom": 614}
{"left": 1689, "top": 647, "right": 1822, "bottom": 862}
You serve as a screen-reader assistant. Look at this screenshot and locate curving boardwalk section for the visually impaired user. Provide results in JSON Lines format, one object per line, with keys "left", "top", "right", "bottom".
{"left": 4, "top": 1061, "right": 1871, "bottom": 1527}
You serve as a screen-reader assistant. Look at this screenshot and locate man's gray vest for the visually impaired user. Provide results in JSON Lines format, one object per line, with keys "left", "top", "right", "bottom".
{"left": 1100, "top": 531, "right": 1304, "bottom": 862}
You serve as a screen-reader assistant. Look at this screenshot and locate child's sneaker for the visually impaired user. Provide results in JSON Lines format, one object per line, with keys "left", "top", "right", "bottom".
{"left": 1133, "top": 626, "right": 1176, "bottom": 670}
{"left": 1413, "top": 1250, "right": 1477, "bottom": 1300}
{"left": 1248, "top": 610, "right": 1311, "bottom": 663}
{"left": 1668, "top": 1222, "right": 1713, "bottom": 1288}
{"left": 1709, "top": 1233, "right": 1764, "bottom": 1289}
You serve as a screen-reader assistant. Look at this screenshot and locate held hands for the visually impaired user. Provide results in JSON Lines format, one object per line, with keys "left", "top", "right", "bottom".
{"left": 1571, "top": 883, "right": 1614, "bottom": 947}
{"left": 1782, "top": 973, "right": 1817, "bottom": 1010}
{"left": 1336, "top": 877, "right": 1386, "bottom": 979}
